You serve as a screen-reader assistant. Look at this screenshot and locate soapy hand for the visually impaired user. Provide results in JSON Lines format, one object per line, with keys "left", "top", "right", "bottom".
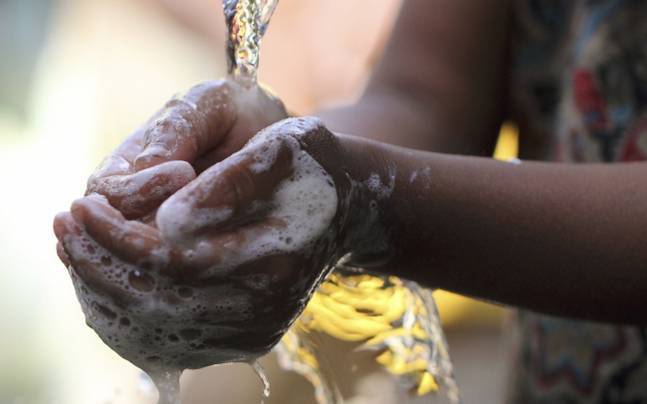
{"left": 86, "top": 79, "right": 287, "bottom": 220}
{"left": 54, "top": 117, "right": 348, "bottom": 370}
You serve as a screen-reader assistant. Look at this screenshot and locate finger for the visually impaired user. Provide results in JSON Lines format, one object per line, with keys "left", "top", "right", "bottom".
{"left": 57, "top": 242, "right": 71, "bottom": 267}
{"left": 54, "top": 211, "right": 80, "bottom": 267}
{"left": 87, "top": 160, "right": 196, "bottom": 219}
{"left": 192, "top": 138, "right": 240, "bottom": 174}
{"left": 55, "top": 211, "right": 133, "bottom": 302}
{"left": 192, "top": 89, "right": 288, "bottom": 172}
{"left": 156, "top": 137, "right": 294, "bottom": 243}
{"left": 134, "top": 80, "right": 238, "bottom": 170}
{"left": 71, "top": 195, "right": 167, "bottom": 269}
{"left": 166, "top": 216, "right": 288, "bottom": 279}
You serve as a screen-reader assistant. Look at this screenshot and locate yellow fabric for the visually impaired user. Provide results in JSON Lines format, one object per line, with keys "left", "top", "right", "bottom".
{"left": 289, "top": 273, "right": 444, "bottom": 396}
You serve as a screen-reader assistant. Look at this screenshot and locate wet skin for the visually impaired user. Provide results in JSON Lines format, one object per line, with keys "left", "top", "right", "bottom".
{"left": 55, "top": 1, "right": 647, "bottom": 370}
{"left": 54, "top": 81, "right": 352, "bottom": 369}
{"left": 54, "top": 76, "right": 647, "bottom": 375}
{"left": 54, "top": 73, "right": 647, "bottom": 383}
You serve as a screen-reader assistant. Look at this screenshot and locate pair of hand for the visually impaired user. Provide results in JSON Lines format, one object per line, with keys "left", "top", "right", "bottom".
{"left": 53, "top": 79, "right": 353, "bottom": 370}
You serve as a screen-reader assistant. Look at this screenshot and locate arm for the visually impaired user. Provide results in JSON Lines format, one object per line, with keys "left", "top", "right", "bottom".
{"left": 336, "top": 133, "right": 647, "bottom": 324}
{"left": 319, "top": 0, "right": 511, "bottom": 155}
{"left": 316, "top": 2, "right": 646, "bottom": 323}
{"left": 55, "top": 115, "right": 647, "bottom": 367}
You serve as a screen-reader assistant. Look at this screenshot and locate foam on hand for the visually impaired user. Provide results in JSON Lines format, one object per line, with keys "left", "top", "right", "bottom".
{"left": 65, "top": 117, "right": 339, "bottom": 404}
{"left": 156, "top": 117, "right": 338, "bottom": 278}
{"left": 64, "top": 219, "right": 259, "bottom": 403}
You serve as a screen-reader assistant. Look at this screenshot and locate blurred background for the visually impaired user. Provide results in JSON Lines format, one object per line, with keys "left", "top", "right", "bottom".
{"left": 0, "top": 0, "right": 509, "bottom": 403}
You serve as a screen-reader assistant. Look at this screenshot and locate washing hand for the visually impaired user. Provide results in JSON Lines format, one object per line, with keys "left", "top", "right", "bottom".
{"left": 85, "top": 79, "right": 287, "bottom": 221}
{"left": 53, "top": 116, "right": 359, "bottom": 370}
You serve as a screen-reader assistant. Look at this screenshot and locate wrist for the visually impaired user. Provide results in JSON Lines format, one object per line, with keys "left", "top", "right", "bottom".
{"left": 288, "top": 117, "right": 398, "bottom": 271}
{"left": 330, "top": 133, "right": 396, "bottom": 270}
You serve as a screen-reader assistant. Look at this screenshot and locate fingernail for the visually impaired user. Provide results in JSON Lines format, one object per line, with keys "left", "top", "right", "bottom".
{"left": 134, "top": 145, "right": 168, "bottom": 170}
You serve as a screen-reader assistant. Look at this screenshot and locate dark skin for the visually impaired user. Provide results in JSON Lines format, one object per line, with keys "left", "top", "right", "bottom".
{"left": 54, "top": 0, "right": 647, "bottom": 368}
{"left": 54, "top": 119, "right": 346, "bottom": 368}
{"left": 320, "top": 0, "right": 510, "bottom": 155}
{"left": 320, "top": 0, "right": 647, "bottom": 323}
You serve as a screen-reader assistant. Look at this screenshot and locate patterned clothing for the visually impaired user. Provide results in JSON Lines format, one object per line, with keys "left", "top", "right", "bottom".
{"left": 507, "top": 1, "right": 647, "bottom": 403}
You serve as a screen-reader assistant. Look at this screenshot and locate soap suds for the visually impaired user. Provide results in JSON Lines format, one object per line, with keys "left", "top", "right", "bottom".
{"left": 65, "top": 117, "right": 340, "bottom": 404}
{"left": 156, "top": 118, "right": 338, "bottom": 278}
{"left": 363, "top": 168, "right": 395, "bottom": 200}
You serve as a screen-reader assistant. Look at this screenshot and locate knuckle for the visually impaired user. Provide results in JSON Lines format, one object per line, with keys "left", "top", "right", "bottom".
{"left": 145, "top": 112, "right": 192, "bottom": 145}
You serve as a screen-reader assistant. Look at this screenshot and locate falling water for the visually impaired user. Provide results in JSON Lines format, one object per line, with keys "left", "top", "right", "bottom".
{"left": 223, "top": 2, "right": 279, "bottom": 402}
{"left": 221, "top": 3, "right": 461, "bottom": 400}
{"left": 223, "top": 0, "right": 279, "bottom": 85}
{"left": 251, "top": 360, "right": 271, "bottom": 403}
{"left": 148, "top": 369, "right": 182, "bottom": 404}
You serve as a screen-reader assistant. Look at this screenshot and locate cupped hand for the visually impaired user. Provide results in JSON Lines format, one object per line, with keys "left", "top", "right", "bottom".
{"left": 54, "top": 117, "right": 350, "bottom": 370}
{"left": 86, "top": 79, "right": 287, "bottom": 221}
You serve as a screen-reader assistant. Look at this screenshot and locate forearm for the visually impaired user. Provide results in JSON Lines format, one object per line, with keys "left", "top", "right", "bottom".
{"left": 319, "top": 86, "right": 499, "bottom": 156}
{"left": 336, "top": 133, "right": 647, "bottom": 324}
{"left": 317, "top": 0, "right": 509, "bottom": 155}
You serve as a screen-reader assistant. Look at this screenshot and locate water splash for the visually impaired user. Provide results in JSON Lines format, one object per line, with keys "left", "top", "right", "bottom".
{"left": 223, "top": 0, "right": 279, "bottom": 85}
{"left": 251, "top": 360, "right": 271, "bottom": 404}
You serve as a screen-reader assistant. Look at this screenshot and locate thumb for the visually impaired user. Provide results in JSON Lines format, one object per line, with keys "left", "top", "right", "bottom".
{"left": 156, "top": 136, "right": 294, "bottom": 244}
{"left": 133, "top": 80, "right": 238, "bottom": 170}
